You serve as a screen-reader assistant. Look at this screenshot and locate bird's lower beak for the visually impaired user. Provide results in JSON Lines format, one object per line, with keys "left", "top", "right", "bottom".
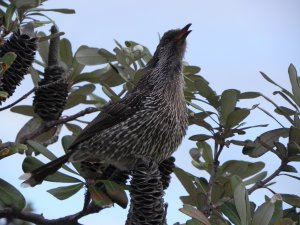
{"left": 177, "top": 23, "right": 192, "bottom": 41}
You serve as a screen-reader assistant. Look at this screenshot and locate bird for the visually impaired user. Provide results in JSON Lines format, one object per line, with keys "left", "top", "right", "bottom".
{"left": 21, "top": 24, "right": 191, "bottom": 187}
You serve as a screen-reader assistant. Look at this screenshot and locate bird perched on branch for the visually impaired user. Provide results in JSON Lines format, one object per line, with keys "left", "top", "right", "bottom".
{"left": 21, "top": 24, "right": 191, "bottom": 187}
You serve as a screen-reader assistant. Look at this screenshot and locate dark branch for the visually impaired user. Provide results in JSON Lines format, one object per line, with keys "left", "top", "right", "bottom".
{"left": 0, "top": 88, "right": 35, "bottom": 111}
{"left": 0, "top": 203, "right": 104, "bottom": 225}
{"left": 18, "top": 107, "right": 99, "bottom": 143}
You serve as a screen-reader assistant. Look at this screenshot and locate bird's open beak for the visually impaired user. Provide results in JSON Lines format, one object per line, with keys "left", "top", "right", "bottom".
{"left": 177, "top": 23, "right": 192, "bottom": 41}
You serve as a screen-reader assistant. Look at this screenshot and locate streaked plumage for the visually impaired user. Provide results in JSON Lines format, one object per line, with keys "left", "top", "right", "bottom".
{"left": 21, "top": 24, "right": 191, "bottom": 187}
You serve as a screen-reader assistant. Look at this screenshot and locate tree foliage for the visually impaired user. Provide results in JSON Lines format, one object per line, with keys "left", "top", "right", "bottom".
{"left": 0, "top": 0, "right": 299, "bottom": 224}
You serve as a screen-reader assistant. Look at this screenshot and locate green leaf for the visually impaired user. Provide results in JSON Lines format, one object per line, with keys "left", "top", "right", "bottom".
{"left": 174, "top": 167, "right": 198, "bottom": 203}
{"left": 0, "top": 52, "right": 17, "bottom": 66}
{"left": 27, "top": 140, "right": 57, "bottom": 160}
{"left": 221, "top": 202, "right": 242, "bottom": 225}
{"left": 22, "top": 157, "right": 81, "bottom": 183}
{"left": 281, "top": 194, "right": 300, "bottom": 207}
{"left": 243, "top": 128, "right": 289, "bottom": 157}
{"left": 282, "top": 165, "right": 298, "bottom": 173}
{"left": 61, "top": 135, "right": 76, "bottom": 152}
{"left": 244, "top": 171, "right": 267, "bottom": 186}
{"left": 4, "top": 4, "right": 15, "bottom": 29}
{"left": 28, "top": 8, "right": 75, "bottom": 14}
{"left": 73, "top": 64, "right": 125, "bottom": 87}
{"left": 37, "top": 31, "right": 49, "bottom": 64}
{"left": 89, "top": 185, "right": 113, "bottom": 207}
{"left": 183, "top": 65, "right": 201, "bottom": 75}
{"left": 220, "top": 89, "right": 239, "bottom": 125}
{"left": 274, "top": 218, "right": 295, "bottom": 225}
{"left": 226, "top": 108, "right": 250, "bottom": 128}
{"left": 189, "top": 134, "right": 212, "bottom": 141}
{"left": 102, "top": 84, "right": 120, "bottom": 102}
{"left": 239, "top": 92, "right": 261, "bottom": 99}
{"left": 231, "top": 176, "right": 251, "bottom": 225}
{"left": 65, "top": 123, "right": 82, "bottom": 135}
{"left": 0, "top": 91, "right": 8, "bottom": 98}
{"left": 15, "top": 117, "right": 41, "bottom": 143}
{"left": 196, "top": 141, "right": 213, "bottom": 164}
{"left": 47, "top": 183, "right": 83, "bottom": 200}
{"left": 180, "top": 204, "right": 211, "bottom": 225}
{"left": 288, "top": 64, "right": 300, "bottom": 107}
{"left": 0, "top": 178, "right": 26, "bottom": 211}
{"left": 10, "top": 105, "right": 35, "bottom": 116}
{"left": 274, "top": 106, "right": 296, "bottom": 116}
{"left": 60, "top": 38, "right": 73, "bottom": 67}
{"left": 251, "top": 201, "right": 275, "bottom": 225}
{"left": 14, "top": 0, "right": 40, "bottom": 9}
{"left": 64, "top": 94, "right": 86, "bottom": 109}
{"left": 101, "top": 180, "right": 128, "bottom": 208}
{"left": 0, "top": 144, "right": 27, "bottom": 159}
{"left": 75, "top": 46, "right": 116, "bottom": 65}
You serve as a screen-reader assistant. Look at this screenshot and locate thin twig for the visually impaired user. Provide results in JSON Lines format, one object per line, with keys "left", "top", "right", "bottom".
{"left": 18, "top": 107, "right": 99, "bottom": 143}
{"left": 0, "top": 203, "right": 104, "bottom": 225}
{"left": 0, "top": 88, "right": 35, "bottom": 111}
{"left": 248, "top": 161, "right": 287, "bottom": 195}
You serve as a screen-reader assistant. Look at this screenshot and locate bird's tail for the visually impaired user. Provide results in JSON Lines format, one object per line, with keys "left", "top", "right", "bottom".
{"left": 19, "top": 152, "right": 72, "bottom": 187}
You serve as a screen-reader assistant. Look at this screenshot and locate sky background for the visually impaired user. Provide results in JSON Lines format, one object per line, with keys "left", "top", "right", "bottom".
{"left": 1, "top": 0, "right": 300, "bottom": 224}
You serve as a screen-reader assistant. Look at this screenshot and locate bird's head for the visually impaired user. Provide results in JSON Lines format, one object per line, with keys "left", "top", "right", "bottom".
{"left": 153, "top": 23, "right": 192, "bottom": 65}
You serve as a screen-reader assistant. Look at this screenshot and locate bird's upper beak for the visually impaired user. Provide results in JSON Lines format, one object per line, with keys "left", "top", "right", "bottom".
{"left": 176, "top": 23, "right": 192, "bottom": 41}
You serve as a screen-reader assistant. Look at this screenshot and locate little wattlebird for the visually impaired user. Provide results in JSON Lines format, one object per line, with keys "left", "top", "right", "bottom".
{"left": 21, "top": 24, "right": 191, "bottom": 187}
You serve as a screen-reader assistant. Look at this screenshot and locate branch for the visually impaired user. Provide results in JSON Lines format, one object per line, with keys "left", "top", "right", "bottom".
{"left": 0, "top": 203, "right": 104, "bottom": 225}
{"left": 248, "top": 160, "right": 287, "bottom": 195}
{"left": 18, "top": 107, "right": 99, "bottom": 143}
{"left": 0, "top": 88, "right": 35, "bottom": 111}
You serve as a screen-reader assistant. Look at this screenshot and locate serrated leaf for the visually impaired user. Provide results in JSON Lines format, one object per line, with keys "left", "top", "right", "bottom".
{"left": 226, "top": 108, "right": 250, "bottom": 128}
{"left": 101, "top": 180, "right": 128, "bottom": 208}
{"left": 221, "top": 202, "right": 242, "bottom": 225}
{"left": 60, "top": 38, "right": 73, "bottom": 67}
{"left": 251, "top": 201, "right": 275, "bottom": 225}
{"left": 10, "top": 105, "right": 35, "bottom": 116}
{"left": 22, "top": 157, "right": 81, "bottom": 183}
{"left": 89, "top": 185, "right": 113, "bottom": 207}
{"left": 180, "top": 204, "right": 211, "bottom": 225}
{"left": 47, "top": 183, "right": 83, "bottom": 200}
{"left": 0, "top": 178, "right": 26, "bottom": 211}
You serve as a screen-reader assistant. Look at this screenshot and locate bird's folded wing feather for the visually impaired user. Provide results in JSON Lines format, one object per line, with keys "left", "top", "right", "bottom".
{"left": 68, "top": 94, "right": 143, "bottom": 149}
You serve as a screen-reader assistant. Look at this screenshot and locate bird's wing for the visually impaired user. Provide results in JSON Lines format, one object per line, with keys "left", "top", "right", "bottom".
{"left": 68, "top": 93, "right": 143, "bottom": 149}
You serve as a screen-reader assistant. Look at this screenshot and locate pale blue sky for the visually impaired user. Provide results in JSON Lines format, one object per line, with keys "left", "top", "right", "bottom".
{"left": 1, "top": 0, "right": 300, "bottom": 224}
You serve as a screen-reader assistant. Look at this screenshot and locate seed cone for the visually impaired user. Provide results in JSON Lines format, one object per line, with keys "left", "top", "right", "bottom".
{"left": 33, "top": 65, "right": 68, "bottom": 121}
{"left": 0, "top": 29, "right": 37, "bottom": 104}
{"left": 126, "top": 160, "right": 165, "bottom": 225}
{"left": 159, "top": 157, "right": 175, "bottom": 190}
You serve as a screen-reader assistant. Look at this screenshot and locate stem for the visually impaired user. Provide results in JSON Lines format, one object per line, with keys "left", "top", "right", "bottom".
{"left": 0, "top": 88, "right": 35, "bottom": 111}
{"left": 248, "top": 161, "right": 287, "bottom": 195}
{"left": 18, "top": 107, "right": 98, "bottom": 143}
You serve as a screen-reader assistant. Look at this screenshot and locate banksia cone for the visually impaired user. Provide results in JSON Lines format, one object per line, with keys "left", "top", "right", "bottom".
{"left": 33, "top": 26, "right": 68, "bottom": 121}
{"left": 33, "top": 65, "right": 68, "bottom": 121}
{"left": 159, "top": 157, "right": 175, "bottom": 190}
{"left": 126, "top": 160, "right": 165, "bottom": 225}
{"left": 0, "top": 29, "right": 37, "bottom": 104}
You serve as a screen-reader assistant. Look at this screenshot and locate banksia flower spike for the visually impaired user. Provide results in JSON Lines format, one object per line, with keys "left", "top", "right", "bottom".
{"left": 0, "top": 27, "right": 37, "bottom": 104}
{"left": 33, "top": 26, "right": 68, "bottom": 121}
